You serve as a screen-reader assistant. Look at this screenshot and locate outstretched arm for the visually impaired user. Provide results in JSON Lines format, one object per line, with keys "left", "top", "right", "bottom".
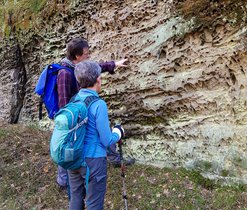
{"left": 115, "top": 58, "right": 128, "bottom": 68}
{"left": 99, "top": 58, "right": 128, "bottom": 74}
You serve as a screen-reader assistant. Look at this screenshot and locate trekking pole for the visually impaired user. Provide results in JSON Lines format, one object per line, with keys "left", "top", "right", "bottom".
{"left": 118, "top": 139, "right": 128, "bottom": 210}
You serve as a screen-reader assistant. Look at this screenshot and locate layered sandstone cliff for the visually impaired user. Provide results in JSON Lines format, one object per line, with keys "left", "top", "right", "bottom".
{"left": 0, "top": 0, "right": 246, "bottom": 184}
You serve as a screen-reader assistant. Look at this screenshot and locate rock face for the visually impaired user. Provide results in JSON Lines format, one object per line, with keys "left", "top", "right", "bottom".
{"left": 0, "top": 38, "right": 27, "bottom": 123}
{"left": 0, "top": 0, "right": 247, "bottom": 184}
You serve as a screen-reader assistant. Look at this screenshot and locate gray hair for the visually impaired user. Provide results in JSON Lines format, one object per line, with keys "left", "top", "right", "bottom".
{"left": 75, "top": 61, "right": 101, "bottom": 88}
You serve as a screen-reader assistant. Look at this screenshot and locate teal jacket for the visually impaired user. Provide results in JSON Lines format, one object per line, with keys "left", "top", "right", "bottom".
{"left": 78, "top": 89, "right": 120, "bottom": 158}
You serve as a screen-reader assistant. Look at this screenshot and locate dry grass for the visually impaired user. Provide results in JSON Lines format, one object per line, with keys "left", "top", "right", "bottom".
{"left": 0, "top": 123, "right": 246, "bottom": 210}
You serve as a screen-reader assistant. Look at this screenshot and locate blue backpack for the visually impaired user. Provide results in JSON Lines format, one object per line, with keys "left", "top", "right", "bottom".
{"left": 50, "top": 94, "right": 99, "bottom": 170}
{"left": 35, "top": 63, "right": 76, "bottom": 119}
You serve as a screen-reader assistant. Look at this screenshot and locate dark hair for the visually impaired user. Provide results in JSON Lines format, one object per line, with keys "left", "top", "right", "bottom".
{"left": 75, "top": 61, "right": 101, "bottom": 88}
{"left": 66, "top": 38, "right": 89, "bottom": 61}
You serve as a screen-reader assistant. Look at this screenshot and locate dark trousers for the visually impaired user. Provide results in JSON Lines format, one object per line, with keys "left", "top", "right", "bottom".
{"left": 57, "top": 144, "right": 119, "bottom": 187}
{"left": 68, "top": 157, "right": 107, "bottom": 210}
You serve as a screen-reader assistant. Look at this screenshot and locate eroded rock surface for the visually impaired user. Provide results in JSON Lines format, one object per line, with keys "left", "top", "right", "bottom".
{"left": 0, "top": 0, "right": 246, "bottom": 184}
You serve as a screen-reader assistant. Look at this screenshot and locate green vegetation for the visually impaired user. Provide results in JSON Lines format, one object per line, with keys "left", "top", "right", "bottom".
{"left": 0, "top": 0, "right": 47, "bottom": 36}
{"left": 221, "top": 169, "right": 231, "bottom": 177}
{"left": 0, "top": 124, "right": 246, "bottom": 209}
{"left": 0, "top": 128, "right": 7, "bottom": 138}
{"left": 194, "top": 160, "right": 214, "bottom": 172}
{"left": 0, "top": 0, "right": 46, "bottom": 14}
{"left": 233, "top": 156, "right": 247, "bottom": 170}
{"left": 25, "top": 0, "right": 46, "bottom": 12}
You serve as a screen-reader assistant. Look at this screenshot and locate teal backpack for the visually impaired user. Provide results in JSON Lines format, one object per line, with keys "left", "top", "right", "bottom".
{"left": 50, "top": 94, "right": 99, "bottom": 170}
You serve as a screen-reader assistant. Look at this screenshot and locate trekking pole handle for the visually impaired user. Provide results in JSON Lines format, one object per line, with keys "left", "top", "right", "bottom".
{"left": 113, "top": 124, "right": 125, "bottom": 142}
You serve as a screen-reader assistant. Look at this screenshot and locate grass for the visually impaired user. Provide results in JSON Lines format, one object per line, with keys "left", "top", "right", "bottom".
{"left": 0, "top": 124, "right": 246, "bottom": 210}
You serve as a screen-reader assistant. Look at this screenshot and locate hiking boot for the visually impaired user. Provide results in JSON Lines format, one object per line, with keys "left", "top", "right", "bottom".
{"left": 108, "top": 158, "right": 135, "bottom": 168}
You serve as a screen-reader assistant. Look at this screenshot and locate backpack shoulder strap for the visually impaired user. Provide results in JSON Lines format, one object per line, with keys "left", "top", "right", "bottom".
{"left": 66, "top": 95, "right": 100, "bottom": 113}
{"left": 84, "top": 95, "right": 100, "bottom": 107}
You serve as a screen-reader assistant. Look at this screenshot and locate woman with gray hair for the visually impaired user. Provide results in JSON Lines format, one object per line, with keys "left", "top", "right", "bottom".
{"left": 68, "top": 61, "right": 124, "bottom": 210}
